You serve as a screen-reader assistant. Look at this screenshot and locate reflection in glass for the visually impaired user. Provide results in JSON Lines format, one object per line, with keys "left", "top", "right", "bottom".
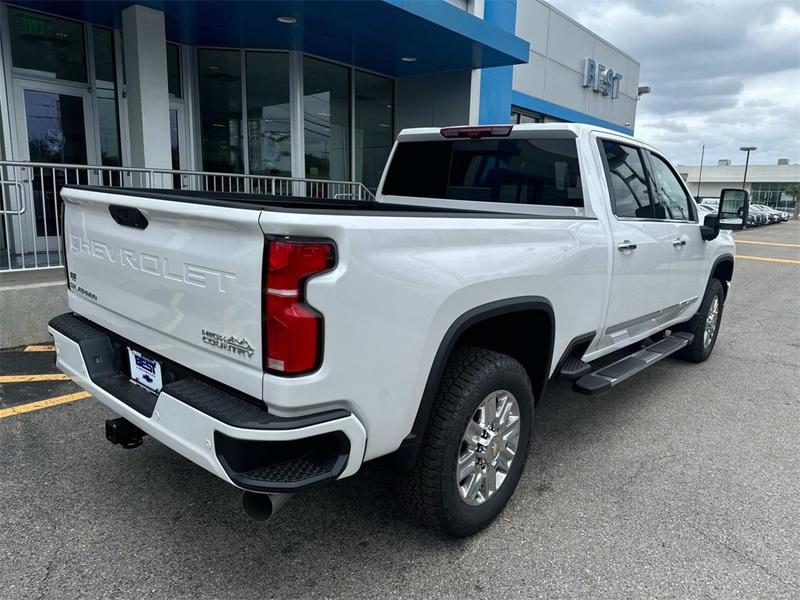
{"left": 9, "top": 7, "right": 87, "bottom": 82}
{"left": 355, "top": 71, "right": 393, "bottom": 190}
{"left": 303, "top": 57, "right": 350, "bottom": 181}
{"left": 93, "top": 27, "right": 121, "bottom": 168}
{"left": 246, "top": 52, "right": 291, "bottom": 176}
{"left": 603, "top": 141, "right": 654, "bottom": 218}
{"left": 24, "top": 90, "right": 88, "bottom": 236}
{"left": 167, "top": 44, "right": 181, "bottom": 98}
{"left": 170, "top": 109, "right": 181, "bottom": 188}
{"left": 198, "top": 49, "right": 243, "bottom": 173}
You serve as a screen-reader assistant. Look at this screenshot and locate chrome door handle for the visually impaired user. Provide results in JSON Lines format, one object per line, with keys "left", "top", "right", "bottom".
{"left": 672, "top": 239, "right": 686, "bottom": 247}
{"left": 617, "top": 241, "right": 637, "bottom": 251}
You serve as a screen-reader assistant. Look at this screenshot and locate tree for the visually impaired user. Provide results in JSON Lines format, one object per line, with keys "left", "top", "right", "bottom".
{"left": 785, "top": 183, "right": 800, "bottom": 219}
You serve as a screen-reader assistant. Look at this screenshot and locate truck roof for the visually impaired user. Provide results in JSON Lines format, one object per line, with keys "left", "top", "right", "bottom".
{"left": 396, "top": 122, "right": 641, "bottom": 144}
{"left": 397, "top": 123, "right": 650, "bottom": 147}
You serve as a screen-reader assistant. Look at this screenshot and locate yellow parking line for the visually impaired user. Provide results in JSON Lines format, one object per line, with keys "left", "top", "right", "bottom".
{"left": 0, "top": 374, "right": 70, "bottom": 383}
{"left": 737, "top": 255, "right": 800, "bottom": 265}
{"left": 736, "top": 240, "right": 800, "bottom": 248}
{"left": 24, "top": 344, "right": 55, "bottom": 352}
{"left": 0, "top": 391, "right": 91, "bottom": 419}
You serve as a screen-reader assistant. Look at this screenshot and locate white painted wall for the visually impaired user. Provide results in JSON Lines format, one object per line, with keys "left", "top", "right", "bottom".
{"left": 122, "top": 5, "right": 172, "bottom": 170}
{"left": 513, "top": 0, "right": 640, "bottom": 129}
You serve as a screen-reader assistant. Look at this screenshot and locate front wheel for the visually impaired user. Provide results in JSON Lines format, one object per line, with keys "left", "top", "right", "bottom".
{"left": 401, "top": 347, "right": 534, "bottom": 537}
{"left": 675, "top": 278, "right": 725, "bottom": 363}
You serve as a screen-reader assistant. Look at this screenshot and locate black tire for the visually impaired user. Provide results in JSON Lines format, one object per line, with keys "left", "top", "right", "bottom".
{"left": 675, "top": 278, "right": 725, "bottom": 363}
{"left": 401, "top": 346, "right": 534, "bottom": 537}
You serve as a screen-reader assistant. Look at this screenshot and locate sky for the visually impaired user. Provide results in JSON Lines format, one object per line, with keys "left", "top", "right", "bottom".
{"left": 546, "top": 0, "right": 800, "bottom": 166}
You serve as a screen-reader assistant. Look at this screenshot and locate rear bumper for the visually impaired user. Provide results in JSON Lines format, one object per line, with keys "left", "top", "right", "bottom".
{"left": 48, "top": 313, "right": 366, "bottom": 493}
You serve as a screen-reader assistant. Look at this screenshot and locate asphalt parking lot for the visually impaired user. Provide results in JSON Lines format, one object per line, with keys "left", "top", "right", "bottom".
{"left": 1, "top": 221, "right": 799, "bottom": 599}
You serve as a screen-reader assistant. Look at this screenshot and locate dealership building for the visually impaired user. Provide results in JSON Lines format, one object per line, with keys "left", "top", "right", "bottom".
{"left": 0, "top": 0, "right": 641, "bottom": 344}
{"left": 679, "top": 159, "right": 799, "bottom": 212}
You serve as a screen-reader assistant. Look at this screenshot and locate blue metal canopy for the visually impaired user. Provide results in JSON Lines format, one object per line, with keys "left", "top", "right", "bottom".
{"left": 11, "top": 0, "right": 530, "bottom": 77}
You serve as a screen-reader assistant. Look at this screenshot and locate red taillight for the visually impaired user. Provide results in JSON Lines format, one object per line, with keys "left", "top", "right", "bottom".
{"left": 440, "top": 125, "right": 513, "bottom": 139}
{"left": 263, "top": 238, "right": 335, "bottom": 375}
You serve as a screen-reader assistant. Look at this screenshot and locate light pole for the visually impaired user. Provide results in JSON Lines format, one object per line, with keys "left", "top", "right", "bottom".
{"left": 740, "top": 146, "right": 756, "bottom": 188}
{"left": 697, "top": 144, "right": 705, "bottom": 198}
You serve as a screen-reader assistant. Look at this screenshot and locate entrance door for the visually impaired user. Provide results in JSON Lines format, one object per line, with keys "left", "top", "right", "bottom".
{"left": 12, "top": 80, "right": 96, "bottom": 257}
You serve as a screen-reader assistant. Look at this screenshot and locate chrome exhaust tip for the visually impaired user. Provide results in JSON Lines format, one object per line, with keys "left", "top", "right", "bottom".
{"left": 241, "top": 491, "right": 293, "bottom": 522}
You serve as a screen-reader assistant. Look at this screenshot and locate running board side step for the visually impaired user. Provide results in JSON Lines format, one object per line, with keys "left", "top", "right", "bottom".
{"left": 573, "top": 332, "right": 694, "bottom": 395}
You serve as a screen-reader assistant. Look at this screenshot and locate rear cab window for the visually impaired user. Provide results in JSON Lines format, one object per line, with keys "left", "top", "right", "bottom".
{"left": 382, "top": 137, "right": 584, "bottom": 213}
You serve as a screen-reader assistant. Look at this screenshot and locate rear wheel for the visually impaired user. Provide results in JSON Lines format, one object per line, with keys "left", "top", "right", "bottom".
{"left": 401, "top": 346, "right": 534, "bottom": 537}
{"left": 675, "top": 278, "right": 725, "bottom": 363}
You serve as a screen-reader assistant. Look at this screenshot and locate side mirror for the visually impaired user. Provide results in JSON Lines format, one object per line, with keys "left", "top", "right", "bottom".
{"left": 718, "top": 188, "right": 750, "bottom": 230}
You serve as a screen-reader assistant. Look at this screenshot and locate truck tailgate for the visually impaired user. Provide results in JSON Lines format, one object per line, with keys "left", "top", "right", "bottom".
{"left": 61, "top": 187, "right": 265, "bottom": 398}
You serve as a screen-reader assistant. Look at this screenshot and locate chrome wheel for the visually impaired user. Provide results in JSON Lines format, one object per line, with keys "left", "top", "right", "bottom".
{"left": 704, "top": 295, "right": 720, "bottom": 348}
{"left": 457, "top": 390, "right": 521, "bottom": 506}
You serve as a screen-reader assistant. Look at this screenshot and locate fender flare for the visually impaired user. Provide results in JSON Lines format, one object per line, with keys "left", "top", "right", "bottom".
{"left": 709, "top": 254, "right": 735, "bottom": 299}
{"left": 391, "top": 296, "right": 554, "bottom": 470}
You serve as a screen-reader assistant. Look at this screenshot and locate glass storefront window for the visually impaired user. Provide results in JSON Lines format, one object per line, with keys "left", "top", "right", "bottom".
{"left": 8, "top": 7, "right": 87, "bottom": 82}
{"left": 167, "top": 43, "right": 181, "bottom": 98}
{"left": 303, "top": 56, "right": 350, "bottom": 180}
{"left": 246, "top": 52, "right": 291, "bottom": 176}
{"left": 354, "top": 71, "right": 393, "bottom": 190}
{"left": 198, "top": 49, "right": 243, "bottom": 173}
{"left": 93, "top": 27, "right": 121, "bottom": 167}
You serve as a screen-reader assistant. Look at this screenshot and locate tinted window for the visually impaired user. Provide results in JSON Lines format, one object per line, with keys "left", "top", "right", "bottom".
{"left": 198, "top": 49, "right": 243, "bottom": 173}
{"left": 167, "top": 44, "right": 181, "bottom": 98}
{"left": 602, "top": 141, "right": 655, "bottom": 218}
{"left": 383, "top": 138, "right": 583, "bottom": 207}
{"left": 8, "top": 7, "right": 87, "bottom": 82}
{"left": 649, "top": 153, "right": 693, "bottom": 220}
{"left": 355, "top": 71, "right": 394, "bottom": 190}
{"left": 304, "top": 57, "right": 350, "bottom": 180}
{"left": 247, "top": 52, "right": 291, "bottom": 176}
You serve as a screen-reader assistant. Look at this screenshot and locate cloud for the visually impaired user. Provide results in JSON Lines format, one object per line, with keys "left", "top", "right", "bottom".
{"left": 546, "top": 0, "right": 800, "bottom": 165}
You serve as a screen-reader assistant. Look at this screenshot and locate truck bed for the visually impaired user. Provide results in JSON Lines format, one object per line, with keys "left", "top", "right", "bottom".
{"left": 69, "top": 186, "right": 485, "bottom": 215}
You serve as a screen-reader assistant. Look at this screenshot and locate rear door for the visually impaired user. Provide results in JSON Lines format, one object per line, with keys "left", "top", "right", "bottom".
{"left": 62, "top": 187, "right": 266, "bottom": 398}
{"left": 645, "top": 151, "right": 710, "bottom": 313}
{"left": 598, "top": 139, "right": 674, "bottom": 349}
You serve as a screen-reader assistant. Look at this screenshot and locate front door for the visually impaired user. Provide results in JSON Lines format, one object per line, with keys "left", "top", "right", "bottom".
{"left": 646, "top": 151, "right": 711, "bottom": 315}
{"left": 597, "top": 138, "right": 674, "bottom": 351}
{"left": 12, "top": 80, "right": 96, "bottom": 259}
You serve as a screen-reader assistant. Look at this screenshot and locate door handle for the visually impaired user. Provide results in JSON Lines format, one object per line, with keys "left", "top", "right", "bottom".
{"left": 672, "top": 239, "right": 687, "bottom": 247}
{"left": 617, "top": 241, "right": 637, "bottom": 251}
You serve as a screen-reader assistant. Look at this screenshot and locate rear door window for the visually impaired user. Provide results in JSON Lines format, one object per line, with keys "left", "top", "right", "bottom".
{"left": 382, "top": 138, "right": 583, "bottom": 208}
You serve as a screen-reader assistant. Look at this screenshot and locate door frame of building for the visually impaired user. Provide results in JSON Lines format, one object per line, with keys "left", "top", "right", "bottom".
{"left": 11, "top": 78, "right": 97, "bottom": 254}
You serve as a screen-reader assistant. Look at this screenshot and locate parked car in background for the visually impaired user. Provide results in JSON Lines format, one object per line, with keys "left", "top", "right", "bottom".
{"left": 748, "top": 205, "right": 770, "bottom": 225}
{"left": 753, "top": 205, "right": 779, "bottom": 223}
{"left": 757, "top": 205, "right": 787, "bottom": 223}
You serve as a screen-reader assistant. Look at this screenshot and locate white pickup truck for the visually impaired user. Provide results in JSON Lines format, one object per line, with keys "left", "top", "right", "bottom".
{"left": 49, "top": 124, "right": 750, "bottom": 536}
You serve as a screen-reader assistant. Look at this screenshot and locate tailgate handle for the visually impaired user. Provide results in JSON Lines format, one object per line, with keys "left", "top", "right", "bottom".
{"left": 109, "top": 205, "right": 148, "bottom": 230}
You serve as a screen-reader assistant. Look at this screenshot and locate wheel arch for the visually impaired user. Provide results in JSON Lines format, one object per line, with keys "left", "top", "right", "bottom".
{"left": 711, "top": 254, "right": 734, "bottom": 300}
{"left": 390, "top": 297, "right": 554, "bottom": 470}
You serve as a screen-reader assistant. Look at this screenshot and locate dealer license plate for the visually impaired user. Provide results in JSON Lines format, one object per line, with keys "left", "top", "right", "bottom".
{"left": 128, "top": 348, "right": 163, "bottom": 394}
